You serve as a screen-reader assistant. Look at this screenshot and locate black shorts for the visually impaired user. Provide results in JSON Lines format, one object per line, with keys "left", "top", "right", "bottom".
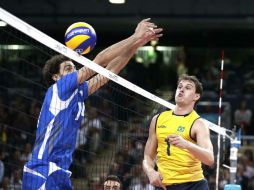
{"left": 156, "top": 179, "right": 210, "bottom": 190}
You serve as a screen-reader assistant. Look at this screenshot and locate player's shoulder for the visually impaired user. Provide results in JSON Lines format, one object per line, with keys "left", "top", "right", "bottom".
{"left": 56, "top": 71, "right": 78, "bottom": 88}
{"left": 194, "top": 117, "right": 207, "bottom": 126}
{"left": 158, "top": 109, "right": 172, "bottom": 117}
{"left": 61, "top": 71, "right": 78, "bottom": 81}
{"left": 151, "top": 109, "right": 173, "bottom": 126}
{"left": 193, "top": 118, "right": 209, "bottom": 131}
{"left": 151, "top": 114, "right": 159, "bottom": 122}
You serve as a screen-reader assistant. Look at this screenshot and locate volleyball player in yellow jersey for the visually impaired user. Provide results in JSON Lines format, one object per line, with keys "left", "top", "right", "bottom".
{"left": 143, "top": 74, "right": 214, "bottom": 190}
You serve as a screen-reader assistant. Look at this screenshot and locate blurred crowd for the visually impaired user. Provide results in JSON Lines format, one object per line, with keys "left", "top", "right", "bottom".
{"left": 0, "top": 49, "right": 254, "bottom": 190}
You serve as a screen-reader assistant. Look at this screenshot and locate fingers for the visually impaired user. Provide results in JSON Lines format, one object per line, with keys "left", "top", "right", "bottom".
{"left": 166, "top": 135, "right": 188, "bottom": 148}
{"left": 152, "top": 28, "right": 163, "bottom": 37}
{"left": 148, "top": 23, "right": 157, "bottom": 29}
{"left": 150, "top": 172, "right": 166, "bottom": 189}
{"left": 135, "top": 18, "right": 163, "bottom": 45}
{"left": 153, "top": 178, "right": 164, "bottom": 189}
{"left": 141, "top": 18, "right": 161, "bottom": 33}
{"left": 148, "top": 27, "right": 155, "bottom": 34}
{"left": 168, "top": 134, "right": 178, "bottom": 138}
{"left": 153, "top": 28, "right": 163, "bottom": 33}
{"left": 141, "top": 18, "right": 151, "bottom": 22}
{"left": 162, "top": 185, "right": 167, "bottom": 190}
{"left": 158, "top": 174, "right": 167, "bottom": 190}
{"left": 148, "top": 28, "right": 163, "bottom": 40}
{"left": 166, "top": 135, "right": 180, "bottom": 145}
{"left": 166, "top": 134, "right": 178, "bottom": 141}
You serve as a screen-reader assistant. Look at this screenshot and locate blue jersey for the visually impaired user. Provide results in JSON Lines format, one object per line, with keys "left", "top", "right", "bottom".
{"left": 28, "top": 71, "right": 88, "bottom": 170}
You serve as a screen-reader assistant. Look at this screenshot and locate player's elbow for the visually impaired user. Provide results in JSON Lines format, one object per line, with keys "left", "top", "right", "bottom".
{"left": 207, "top": 159, "right": 214, "bottom": 167}
{"left": 93, "top": 51, "right": 109, "bottom": 67}
{"left": 205, "top": 154, "right": 214, "bottom": 166}
{"left": 142, "top": 159, "right": 146, "bottom": 172}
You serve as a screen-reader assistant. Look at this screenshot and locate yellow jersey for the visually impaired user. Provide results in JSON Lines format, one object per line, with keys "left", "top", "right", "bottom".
{"left": 156, "top": 110, "right": 204, "bottom": 185}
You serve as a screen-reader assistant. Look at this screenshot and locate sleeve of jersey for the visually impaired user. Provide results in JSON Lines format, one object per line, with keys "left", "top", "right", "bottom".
{"left": 81, "top": 81, "right": 89, "bottom": 101}
{"left": 56, "top": 72, "right": 78, "bottom": 100}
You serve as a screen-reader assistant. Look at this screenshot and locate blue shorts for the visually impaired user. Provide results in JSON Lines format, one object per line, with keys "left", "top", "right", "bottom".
{"left": 22, "top": 161, "right": 73, "bottom": 190}
{"left": 156, "top": 179, "right": 210, "bottom": 190}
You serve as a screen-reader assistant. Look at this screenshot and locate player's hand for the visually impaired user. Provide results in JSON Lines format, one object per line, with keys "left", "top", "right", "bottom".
{"left": 147, "top": 170, "right": 166, "bottom": 190}
{"left": 166, "top": 134, "right": 190, "bottom": 149}
{"left": 134, "top": 18, "right": 163, "bottom": 46}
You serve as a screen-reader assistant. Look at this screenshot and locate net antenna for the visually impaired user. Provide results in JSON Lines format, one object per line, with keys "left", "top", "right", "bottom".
{"left": 0, "top": 7, "right": 230, "bottom": 137}
{"left": 214, "top": 51, "right": 242, "bottom": 190}
{"left": 215, "top": 50, "right": 225, "bottom": 190}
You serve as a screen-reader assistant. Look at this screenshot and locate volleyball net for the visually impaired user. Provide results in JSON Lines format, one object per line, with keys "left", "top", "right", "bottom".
{"left": 0, "top": 7, "right": 235, "bottom": 190}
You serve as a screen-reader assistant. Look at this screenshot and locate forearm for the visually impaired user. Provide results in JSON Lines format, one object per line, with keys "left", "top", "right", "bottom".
{"left": 87, "top": 48, "right": 135, "bottom": 95}
{"left": 94, "top": 34, "right": 140, "bottom": 67}
{"left": 87, "top": 74, "right": 108, "bottom": 95}
{"left": 187, "top": 142, "right": 214, "bottom": 166}
{"left": 78, "top": 37, "right": 137, "bottom": 83}
{"left": 77, "top": 67, "right": 96, "bottom": 84}
{"left": 143, "top": 156, "right": 156, "bottom": 176}
{"left": 105, "top": 46, "right": 136, "bottom": 74}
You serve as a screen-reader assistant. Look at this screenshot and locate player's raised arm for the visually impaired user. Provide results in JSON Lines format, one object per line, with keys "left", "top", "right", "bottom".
{"left": 93, "top": 18, "right": 162, "bottom": 67}
{"left": 77, "top": 18, "right": 163, "bottom": 85}
{"left": 83, "top": 19, "right": 163, "bottom": 95}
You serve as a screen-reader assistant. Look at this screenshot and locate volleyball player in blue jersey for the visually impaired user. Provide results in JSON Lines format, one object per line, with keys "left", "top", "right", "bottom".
{"left": 22, "top": 18, "right": 162, "bottom": 190}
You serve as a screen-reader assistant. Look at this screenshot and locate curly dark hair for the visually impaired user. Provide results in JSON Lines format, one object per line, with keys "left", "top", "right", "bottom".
{"left": 42, "top": 54, "right": 71, "bottom": 86}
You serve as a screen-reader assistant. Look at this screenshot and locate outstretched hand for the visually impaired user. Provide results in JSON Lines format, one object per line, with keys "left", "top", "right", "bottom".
{"left": 134, "top": 18, "right": 163, "bottom": 46}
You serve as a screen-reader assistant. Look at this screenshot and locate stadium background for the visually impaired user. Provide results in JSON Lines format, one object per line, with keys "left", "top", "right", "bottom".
{"left": 0, "top": 0, "right": 254, "bottom": 189}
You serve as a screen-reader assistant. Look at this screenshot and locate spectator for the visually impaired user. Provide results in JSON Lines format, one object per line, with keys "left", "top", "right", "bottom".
{"left": 9, "top": 169, "right": 22, "bottom": 190}
{"left": 236, "top": 163, "right": 249, "bottom": 189}
{"left": 234, "top": 100, "right": 252, "bottom": 135}
{"left": 87, "top": 108, "right": 102, "bottom": 155}
{"left": 175, "top": 50, "right": 188, "bottom": 77}
{"left": 130, "top": 172, "right": 155, "bottom": 190}
{"left": 103, "top": 175, "right": 122, "bottom": 190}
{"left": 75, "top": 119, "right": 88, "bottom": 163}
{"left": 242, "top": 149, "right": 254, "bottom": 180}
{"left": 108, "top": 162, "right": 122, "bottom": 177}
{"left": 20, "top": 143, "right": 32, "bottom": 165}
{"left": 219, "top": 169, "right": 230, "bottom": 190}
{"left": 248, "top": 177, "right": 254, "bottom": 190}
{"left": 0, "top": 177, "right": 9, "bottom": 190}
{"left": 0, "top": 150, "right": 4, "bottom": 184}
{"left": 28, "top": 100, "right": 41, "bottom": 135}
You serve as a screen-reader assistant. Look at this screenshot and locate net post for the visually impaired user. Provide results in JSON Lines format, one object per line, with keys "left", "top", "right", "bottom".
{"left": 223, "top": 127, "right": 241, "bottom": 190}
{"left": 229, "top": 127, "right": 241, "bottom": 184}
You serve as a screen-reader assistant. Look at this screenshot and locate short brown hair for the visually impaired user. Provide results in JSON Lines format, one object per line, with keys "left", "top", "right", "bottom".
{"left": 104, "top": 175, "right": 122, "bottom": 190}
{"left": 42, "top": 54, "right": 71, "bottom": 86}
{"left": 177, "top": 74, "right": 203, "bottom": 103}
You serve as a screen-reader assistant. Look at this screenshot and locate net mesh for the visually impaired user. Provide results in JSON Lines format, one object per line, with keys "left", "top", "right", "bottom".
{"left": 0, "top": 9, "right": 233, "bottom": 190}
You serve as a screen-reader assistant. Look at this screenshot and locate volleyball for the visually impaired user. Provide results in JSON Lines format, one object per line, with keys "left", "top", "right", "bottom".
{"left": 64, "top": 22, "right": 97, "bottom": 55}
